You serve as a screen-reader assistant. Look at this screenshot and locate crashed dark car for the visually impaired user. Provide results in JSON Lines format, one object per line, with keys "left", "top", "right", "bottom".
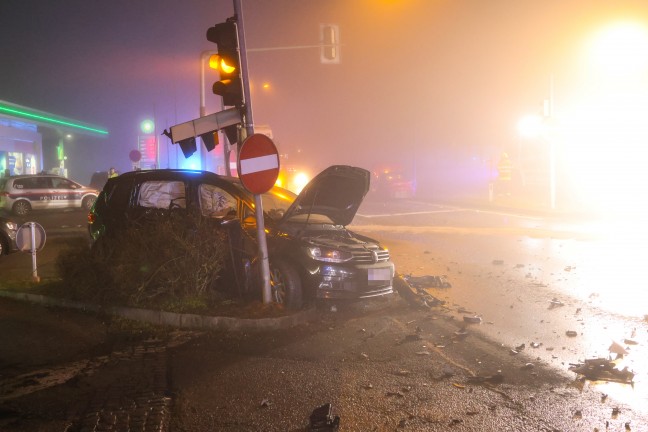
{"left": 87, "top": 166, "right": 395, "bottom": 309}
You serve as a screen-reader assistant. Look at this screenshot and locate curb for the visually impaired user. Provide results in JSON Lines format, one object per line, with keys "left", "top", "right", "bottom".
{"left": 0, "top": 290, "right": 318, "bottom": 331}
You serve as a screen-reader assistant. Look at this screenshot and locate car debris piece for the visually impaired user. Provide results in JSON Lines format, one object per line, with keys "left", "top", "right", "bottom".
{"left": 467, "top": 373, "right": 504, "bottom": 384}
{"left": 403, "top": 274, "right": 452, "bottom": 288}
{"left": 260, "top": 399, "right": 271, "bottom": 408}
{"left": 309, "top": 403, "right": 340, "bottom": 432}
{"left": 398, "top": 334, "right": 423, "bottom": 345}
{"left": 624, "top": 339, "right": 638, "bottom": 345}
{"left": 609, "top": 341, "right": 629, "bottom": 356}
{"left": 569, "top": 358, "right": 635, "bottom": 383}
{"left": 549, "top": 298, "right": 564, "bottom": 309}
{"left": 565, "top": 330, "right": 578, "bottom": 337}
{"left": 463, "top": 315, "right": 482, "bottom": 324}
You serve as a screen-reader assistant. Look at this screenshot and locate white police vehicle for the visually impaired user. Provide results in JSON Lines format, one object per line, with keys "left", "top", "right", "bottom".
{"left": 0, "top": 174, "right": 98, "bottom": 216}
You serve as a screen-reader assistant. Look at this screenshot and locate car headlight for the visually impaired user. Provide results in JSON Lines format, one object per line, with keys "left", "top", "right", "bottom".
{"left": 4, "top": 221, "right": 18, "bottom": 231}
{"left": 307, "top": 246, "right": 353, "bottom": 263}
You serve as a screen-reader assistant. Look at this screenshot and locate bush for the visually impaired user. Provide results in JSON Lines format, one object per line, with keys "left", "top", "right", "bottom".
{"left": 57, "top": 211, "right": 232, "bottom": 311}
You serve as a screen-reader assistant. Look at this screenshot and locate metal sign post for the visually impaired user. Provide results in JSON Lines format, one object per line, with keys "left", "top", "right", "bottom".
{"left": 233, "top": 0, "right": 273, "bottom": 304}
{"left": 16, "top": 222, "right": 47, "bottom": 283}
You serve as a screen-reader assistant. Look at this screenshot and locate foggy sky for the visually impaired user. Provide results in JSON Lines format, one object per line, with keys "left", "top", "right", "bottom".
{"left": 2, "top": 0, "right": 648, "bottom": 190}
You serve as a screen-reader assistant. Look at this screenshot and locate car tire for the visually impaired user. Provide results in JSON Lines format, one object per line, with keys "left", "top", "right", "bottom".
{"left": 12, "top": 200, "right": 31, "bottom": 216}
{"left": 269, "top": 259, "right": 303, "bottom": 310}
{"left": 82, "top": 196, "right": 97, "bottom": 211}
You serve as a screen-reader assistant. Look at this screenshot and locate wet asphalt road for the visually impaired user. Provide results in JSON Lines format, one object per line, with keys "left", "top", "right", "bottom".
{"left": 1, "top": 201, "right": 648, "bottom": 430}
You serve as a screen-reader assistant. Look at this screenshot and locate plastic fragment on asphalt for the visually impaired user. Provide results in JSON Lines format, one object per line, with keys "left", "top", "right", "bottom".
{"left": 309, "top": 403, "right": 340, "bottom": 432}
{"left": 565, "top": 330, "right": 578, "bottom": 337}
{"left": 569, "top": 358, "right": 635, "bottom": 383}
{"left": 549, "top": 298, "right": 564, "bottom": 309}
{"left": 403, "top": 274, "right": 452, "bottom": 288}
{"left": 260, "top": 399, "right": 271, "bottom": 407}
{"left": 452, "top": 382, "right": 465, "bottom": 389}
{"left": 467, "top": 373, "right": 504, "bottom": 384}
{"left": 609, "top": 341, "right": 629, "bottom": 355}
{"left": 623, "top": 339, "right": 638, "bottom": 345}
{"left": 463, "top": 315, "right": 482, "bottom": 324}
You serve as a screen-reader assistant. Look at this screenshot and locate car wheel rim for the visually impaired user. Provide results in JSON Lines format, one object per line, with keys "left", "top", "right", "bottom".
{"left": 15, "top": 202, "right": 29, "bottom": 215}
{"left": 270, "top": 267, "right": 286, "bottom": 304}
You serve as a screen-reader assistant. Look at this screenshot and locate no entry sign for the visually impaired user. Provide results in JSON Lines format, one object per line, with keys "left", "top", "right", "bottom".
{"left": 237, "top": 133, "right": 280, "bottom": 194}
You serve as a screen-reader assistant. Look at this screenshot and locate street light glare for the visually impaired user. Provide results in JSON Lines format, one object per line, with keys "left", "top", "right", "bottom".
{"left": 586, "top": 21, "right": 648, "bottom": 76}
{"left": 517, "top": 114, "right": 543, "bottom": 139}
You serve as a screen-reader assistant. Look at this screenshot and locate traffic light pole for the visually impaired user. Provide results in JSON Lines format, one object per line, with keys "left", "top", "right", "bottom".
{"left": 233, "top": 0, "right": 273, "bottom": 305}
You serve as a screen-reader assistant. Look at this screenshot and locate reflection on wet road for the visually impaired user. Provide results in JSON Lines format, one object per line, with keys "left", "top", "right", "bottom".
{"left": 354, "top": 199, "right": 648, "bottom": 413}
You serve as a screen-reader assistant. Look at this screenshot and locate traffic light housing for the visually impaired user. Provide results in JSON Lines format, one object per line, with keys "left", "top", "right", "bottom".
{"left": 207, "top": 20, "right": 243, "bottom": 107}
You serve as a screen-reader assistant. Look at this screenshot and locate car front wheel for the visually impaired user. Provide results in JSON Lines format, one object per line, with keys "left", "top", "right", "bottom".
{"left": 12, "top": 200, "right": 31, "bottom": 216}
{"left": 269, "top": 259, "right": 303, "bottom": 310}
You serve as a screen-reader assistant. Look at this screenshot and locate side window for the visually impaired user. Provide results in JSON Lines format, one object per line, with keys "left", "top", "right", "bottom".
{"left": 35, "top": 177, "right": 51, "bottom": 189}
{"left": 199, "top": 184, "right": 237, "bottom": 218}
{"left": 51, "top": 178, "right": 76, "bottom": 189}
{"left": 138, "top": 181, "right": 186, "bottom": 209}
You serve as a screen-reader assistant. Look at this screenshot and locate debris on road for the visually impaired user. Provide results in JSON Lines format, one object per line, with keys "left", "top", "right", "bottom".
{"left": 569, "top": 358, "right": 635, "bottom": 383}
{"left": 309, "top": 403, "right": 340, "bottom": 432}
{"left": 463, "top": 315, "right": 482, "bottom": 324}
{"left": 548, "top": 298, "right": 564, "bottom": 309}
{"left": 566, "top": 330, "right": 578, "bottom": 337}
{"left": 398, "top": 333, "right": 423, "bottom": 345}
{"left": 393, "top": 273, "right": 446, "bottom": 309}
{"left": 403, "top": 274, "right": 452, "bottom": 288}
{"left": 466, "top": 373, "right": 504, "bottom": 385}
{"left": 609, "top": 341, "right": 629, "bottom": 356}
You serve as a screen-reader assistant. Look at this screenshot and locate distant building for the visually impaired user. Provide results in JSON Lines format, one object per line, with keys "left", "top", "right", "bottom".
{"left": 0, "top": 100, "right": 107, "bottom": 178}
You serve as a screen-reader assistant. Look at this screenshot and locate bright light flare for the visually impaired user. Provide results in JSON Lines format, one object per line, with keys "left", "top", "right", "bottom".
{"left": 556, "top": 21, "right": 648, "bottom": 216}
{"left": 517, "top": 114, "right": 544, "bottom": 139}
{"left": 586, "top": 21, "right": 648, "bottom": 77}
{"left": 292, "top": 172, "right": 310, "bottom": 193}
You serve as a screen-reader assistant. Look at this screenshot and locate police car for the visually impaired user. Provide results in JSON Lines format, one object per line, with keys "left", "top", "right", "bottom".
{"left": 0, "top": 174, "right": 99, "bottom": 216}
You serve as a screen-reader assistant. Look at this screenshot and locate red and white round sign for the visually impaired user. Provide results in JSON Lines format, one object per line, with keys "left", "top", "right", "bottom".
{"left": 237, "top": 133, "right": 280, "bottom": 195}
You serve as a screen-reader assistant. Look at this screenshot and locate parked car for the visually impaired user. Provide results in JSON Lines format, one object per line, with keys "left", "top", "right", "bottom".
{"left": 87, "top": 166, "right": 395, "bottom": 309}
{"left": 89, "top": 170, "right": 109, "bottom": 190}
{"left": 0, "top": 215, "right": 18, "bottom": 257}
{"left": 372, "top": 167, "right": 416, "bottom": 199}
{"left": 0, "top": 174, "right": 99, "bottom": 216}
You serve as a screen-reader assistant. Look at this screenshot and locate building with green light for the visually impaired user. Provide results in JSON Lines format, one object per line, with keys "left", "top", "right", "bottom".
{"left": 0, "top": 100, "right": 108, "bottom": 178}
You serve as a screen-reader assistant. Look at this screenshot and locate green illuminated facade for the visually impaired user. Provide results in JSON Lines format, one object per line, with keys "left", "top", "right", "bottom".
{"left": 0, "top": 100, "right": 108, "bottom": 177}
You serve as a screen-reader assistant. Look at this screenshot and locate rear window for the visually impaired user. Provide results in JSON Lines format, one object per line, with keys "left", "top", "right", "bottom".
{"left": 13, "top": 177, "right": 50, "bottom": 189}
{"left": 138, "top": 181, "right": 186, "bottom": 209}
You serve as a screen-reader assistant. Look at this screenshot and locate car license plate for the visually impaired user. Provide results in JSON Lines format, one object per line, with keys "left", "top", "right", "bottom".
{"left": 368, "top": 268, "right": 391, "bottom": 281}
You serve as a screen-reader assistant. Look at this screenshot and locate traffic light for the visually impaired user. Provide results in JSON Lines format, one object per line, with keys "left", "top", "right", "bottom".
{"left": 178, "top": 137, "right": 197, "bottom": 158}
{"left": 320, "top": 24, "right": 340, "bottom": 64}
{"left": 207, "top": 20, "right": 243, "bottom": 107}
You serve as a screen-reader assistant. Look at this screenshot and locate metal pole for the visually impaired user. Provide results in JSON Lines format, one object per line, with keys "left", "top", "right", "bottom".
{"left": 234, "top": 0, "right": 272, "bottom": 304}
{"left": 549, "top": 74, "right": 556, "bottom": 210}
{"left": 29, "top": 222, "right": 39, "bottom": 282}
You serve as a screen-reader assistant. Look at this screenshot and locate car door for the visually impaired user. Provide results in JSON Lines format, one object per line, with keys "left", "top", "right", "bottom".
{"left": 49, "top": 177, "right": 77, "bottom": 209}
{"left": 31, "top": 177, "right": 52, "bottom": 210}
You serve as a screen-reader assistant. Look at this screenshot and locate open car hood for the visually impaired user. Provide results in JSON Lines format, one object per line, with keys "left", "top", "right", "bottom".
{"left": 280, "top": 165, "right": 370, "bottom": 226}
